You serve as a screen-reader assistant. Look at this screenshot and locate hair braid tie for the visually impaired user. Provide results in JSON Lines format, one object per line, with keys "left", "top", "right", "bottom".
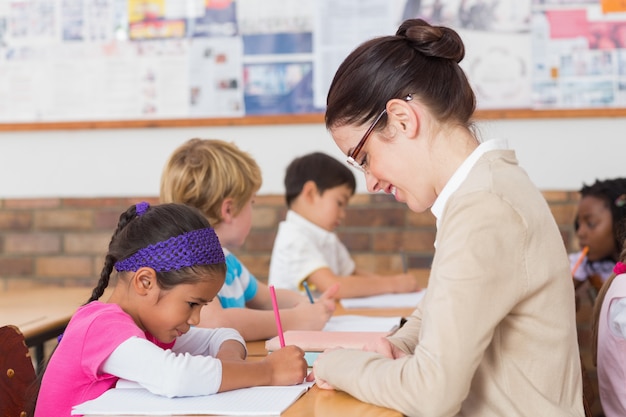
{"left": 136, "top": 201, "right": 150, "bottom": 216}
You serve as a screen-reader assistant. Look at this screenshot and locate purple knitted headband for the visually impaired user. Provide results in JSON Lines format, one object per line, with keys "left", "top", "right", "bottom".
{"left": 114, "top": 227, "right": 225, "bottom": 272}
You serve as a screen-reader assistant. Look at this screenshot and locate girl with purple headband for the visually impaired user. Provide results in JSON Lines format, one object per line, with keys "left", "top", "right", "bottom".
{"left": 34, "top": 202, "right": 307, "bottom": 417}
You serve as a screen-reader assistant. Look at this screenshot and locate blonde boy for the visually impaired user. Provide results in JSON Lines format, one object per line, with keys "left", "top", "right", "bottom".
{"left": 268, "top": 152, "right": 419, "bottom": 299}
{"left": 160, "top": 139, "right": 337, "bottom": 341}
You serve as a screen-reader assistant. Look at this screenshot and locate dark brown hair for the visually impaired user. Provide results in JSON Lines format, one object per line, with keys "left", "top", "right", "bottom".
{"left": 574, "top": 177, "right": 626, "bottom": 258}
{"left": 325, "top": 18, "right": 476, "bottom": 131}
{"left": 88, "top": 203, "right": 226, "bottom": 303}
{"left": 284, "top": 152, "right": 356, "bottom": 207}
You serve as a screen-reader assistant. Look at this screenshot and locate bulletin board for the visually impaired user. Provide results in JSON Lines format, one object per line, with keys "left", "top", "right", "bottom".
{"left": 2, "top": 0, "right": 626, "bottom": 132}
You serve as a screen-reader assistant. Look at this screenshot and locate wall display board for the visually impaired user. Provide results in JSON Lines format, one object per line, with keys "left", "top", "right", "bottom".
{"left": 1, "top": 0, "right": 626, "bottom": 131}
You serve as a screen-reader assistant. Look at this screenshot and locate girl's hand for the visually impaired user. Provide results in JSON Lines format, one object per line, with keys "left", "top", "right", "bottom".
{"left": 364, "top": 336, "right": 406, "bottom": 359}
{"left": 264, "top": 345, "right": 308, "bottom": 386}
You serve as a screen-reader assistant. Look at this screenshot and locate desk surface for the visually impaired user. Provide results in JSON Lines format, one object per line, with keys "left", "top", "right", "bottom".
{"left": 0, "top": 286, "right": 91, "bottom": 341}
{"left": 2, "top": 275, "right": 426, "bottom": 417}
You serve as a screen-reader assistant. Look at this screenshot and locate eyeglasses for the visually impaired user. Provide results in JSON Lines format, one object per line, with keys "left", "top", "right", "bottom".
{"left": 346, "top": 94, "right": 413, "bottom": 173}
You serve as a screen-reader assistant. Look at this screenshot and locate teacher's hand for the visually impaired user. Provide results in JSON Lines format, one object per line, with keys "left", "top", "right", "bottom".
{"left": 364, "top": 336, "right": 406, "bottom": 359}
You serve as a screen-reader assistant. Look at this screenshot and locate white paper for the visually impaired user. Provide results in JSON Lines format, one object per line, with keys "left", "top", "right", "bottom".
{"left": 340, "top": 290, "right": 425, "bottom": 309}
{"left": 322, "top": 315, "right": 401, "bottom": 332}
{"left": 72, "top": 382, "right": 314, "bottom": 416}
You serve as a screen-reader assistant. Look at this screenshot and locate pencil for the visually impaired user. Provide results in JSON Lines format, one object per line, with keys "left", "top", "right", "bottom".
{"left": 269, "top": 285, "right": 285, "bottom": 347}
{"left": 571, "top": 246, "right": 589, "bottom": 276}
{"left": 302, "top": 281, "right": 314, "bottom": 304}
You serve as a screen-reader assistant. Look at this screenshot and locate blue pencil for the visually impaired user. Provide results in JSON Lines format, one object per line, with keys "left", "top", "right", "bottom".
{"left": 302, "top": 281, "right": 314, "bottom": 304}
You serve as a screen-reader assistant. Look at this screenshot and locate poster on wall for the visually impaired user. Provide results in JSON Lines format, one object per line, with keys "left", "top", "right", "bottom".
{"left": 532, "top": 0, "right": 626, "bottom": 109}
{"left": 397, "top": 0, "right": 532, "bottom": 109}
{"left": 2, "top": 0, "right": 626, "bottom": 124}
{"left": 237, "top": 0, "right": 319, "bottom": 115}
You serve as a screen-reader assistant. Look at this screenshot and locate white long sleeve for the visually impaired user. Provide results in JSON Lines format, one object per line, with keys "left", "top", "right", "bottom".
{"left": 102, "top": 327, "right": 245, "bottom": 397}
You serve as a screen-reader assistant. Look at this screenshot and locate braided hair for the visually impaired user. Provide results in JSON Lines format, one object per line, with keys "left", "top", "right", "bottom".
{"left": 87, "top": 203, "right": 226, "bottom": 303}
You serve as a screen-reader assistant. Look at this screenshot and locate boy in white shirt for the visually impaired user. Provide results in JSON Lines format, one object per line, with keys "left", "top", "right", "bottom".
{"left": 269, "top": 152, "right": 419, "bottom": 299}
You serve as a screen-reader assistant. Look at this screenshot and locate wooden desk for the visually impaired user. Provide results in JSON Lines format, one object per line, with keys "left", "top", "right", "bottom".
{"left": 237, "top": 303, "right": 416, "bottom": 417}
{"left": 48, "top": 276, "right": 426, "bottom": 417}
{"left": 0, "top": 286, "right": 91, "bottom": 365}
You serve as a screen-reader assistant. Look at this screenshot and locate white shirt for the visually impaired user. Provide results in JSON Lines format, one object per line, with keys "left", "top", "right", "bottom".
{"left": 268, "top": 210, "right": 355, "bottom": 292}
{"left": 103, "top": 326, "right": 245, "bottom": 397}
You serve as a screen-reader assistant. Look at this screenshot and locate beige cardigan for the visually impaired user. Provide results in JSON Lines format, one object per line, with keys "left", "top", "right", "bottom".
{"left": 314, "top": 149, "right": 584, "bottom": 417}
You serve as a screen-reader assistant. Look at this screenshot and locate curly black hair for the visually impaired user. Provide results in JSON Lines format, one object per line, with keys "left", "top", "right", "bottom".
{"left": 576, "top": 178, "right": 626, "bottom": 254}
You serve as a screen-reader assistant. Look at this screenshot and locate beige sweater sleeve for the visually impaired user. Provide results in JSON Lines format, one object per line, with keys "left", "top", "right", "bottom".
{"left": 315, "top": 191, "right": 525, "bottom": 416}
{"left": 314, "top": 152, "right": 583, "bottom": 417}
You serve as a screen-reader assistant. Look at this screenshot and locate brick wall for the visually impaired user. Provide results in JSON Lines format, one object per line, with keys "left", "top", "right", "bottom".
{"left": 1, "top": 191, "right": 602, "bottom": 413}
{"left": 0, "top": 190, "right": 581, "bottom": 287}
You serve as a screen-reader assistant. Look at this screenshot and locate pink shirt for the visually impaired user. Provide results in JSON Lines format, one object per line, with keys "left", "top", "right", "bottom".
{"left": 597, "top": 274, "right": 626, "bottom": 417}
{"left": 35, "top": 302, "right": 173, "bottom": 417}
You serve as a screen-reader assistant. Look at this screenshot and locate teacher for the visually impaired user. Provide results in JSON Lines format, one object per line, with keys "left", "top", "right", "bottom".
{"left": 310, "top": 18, "right": 584, "bottom": 417}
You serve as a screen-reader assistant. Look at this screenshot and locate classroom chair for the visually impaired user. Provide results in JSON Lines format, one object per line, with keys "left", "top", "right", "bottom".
{"left": 0, "top": 325, "right": 37, "bottom": 417}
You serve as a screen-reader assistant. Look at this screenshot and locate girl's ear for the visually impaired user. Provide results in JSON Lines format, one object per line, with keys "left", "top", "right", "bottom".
{"left": 131, "top": 267, "right": 158, "bottom": 296}
{"left": 220, "top": 198, "right": 235, "bottom": 223}
{"left": 386, "top": 98, "right": 420, "bottom": 139}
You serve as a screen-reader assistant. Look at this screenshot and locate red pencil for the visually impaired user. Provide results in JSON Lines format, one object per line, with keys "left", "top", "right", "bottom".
{"left": 269, "top": 285, "right": 285, "bottom": 347}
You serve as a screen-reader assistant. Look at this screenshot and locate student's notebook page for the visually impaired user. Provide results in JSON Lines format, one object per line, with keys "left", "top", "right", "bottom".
{"left": 340, "top": 290, "right": 426, "bottom": 309}
{"left": 322, "top": 314, "right": 401, "bottom": 332}
{"left": 71, "top": 382, "right": 314, "bottom": 416}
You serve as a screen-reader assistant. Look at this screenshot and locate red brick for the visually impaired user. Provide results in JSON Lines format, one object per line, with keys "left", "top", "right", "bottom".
{"left": 252, "top": 206, "right": 282, "bottom": 229}
{"left": 94, "top": 209, "right": 124, "bottom": 230}
{"left": 370, "top": 193, "right": 397, "bottom": 204}
{"left": 4, "top": 233, "right": 61, "bottom": 254}
{"left": 35, "top": 210, "right": 93, "bottom": 230}
{"left": 550, "top": 203, "right": 577, "bottom": 226}
{"left": 345, "top": 207, "right": 406, "bottom": 227}
{"left": 406, "top": 255, "right": 434, "bottom": 270}
{"left": 4, "top": 198, "right": 61, "bottom": 209}
{"left": 348, "top": 194, "right": 372, "bottom": 206}
{"left": 36, "top": 256, "right": 93, "bottom": 278}
{"left": 63, "top": 196, "right": 159, "bottom": 207}
{"left": 0, "top": 258, "right": 34, "bottom": 276}
{"left": 406, "top": 210, "right": 437, "bottom": 227}
{"left": 542, "top": 190, "right": 571, "bottom": 203}
{"left": 337, "top": 231, "right": 371, "bottom": 251}
{"left": 401, "top": 231, "right": 436, "bottom": 252}
{"left": 244, "top": 230, "right": 277, "bottom": 252}
{"left": 255, "top": 195, "right": 284, "bottom": 206}
{"left": 236, "top": 254, "right": 270, "bottom": 283}
{"left": 0, "top": 212, "right": 32, "bottom": 230}
{"left": 92, "top": 255, "right": 107, "bottom": 278}
{"left": 64, "top": 233, "right": 111, "bottom": 254}
{"left": 352, "top": 254, "right": 397, "bottom": 272}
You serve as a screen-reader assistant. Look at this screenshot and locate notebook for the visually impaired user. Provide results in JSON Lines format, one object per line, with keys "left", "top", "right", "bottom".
{"left": 71, "top": 381, "right": 314, "bottom": 416}
{"left": 340, "top": 290, "right": 426, "bottom": 309}
{"left": 265, "top": 330, "right": 388, "bottom": 366}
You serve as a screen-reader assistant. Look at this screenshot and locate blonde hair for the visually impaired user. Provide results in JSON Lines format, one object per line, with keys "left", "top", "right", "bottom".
{"left": 160, "top": 138, "right": 262, "bottom": 226}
